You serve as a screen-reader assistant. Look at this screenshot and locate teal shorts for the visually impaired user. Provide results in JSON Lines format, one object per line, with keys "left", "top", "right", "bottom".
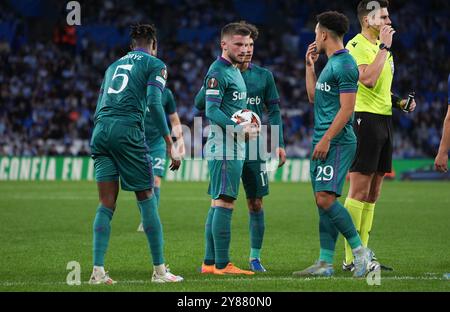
{"left": 310, "top": 143, "right": 356, "bottom": 197}
{"left": 241, "top": 161, "right": 269, "bottom": 199}
{"left": 90, "top": 119, "right": 153, "bottom": 191}
{"left": 147, "top": 139, "right": 166, "bottom": 178}
{"left": 207, "top": 159, "right": 244, "bottom": 200}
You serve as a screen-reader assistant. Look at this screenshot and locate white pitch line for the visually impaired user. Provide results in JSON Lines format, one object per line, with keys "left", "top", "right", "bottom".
{"left": 0, "top": 276, "right": 446, "bottom": 287}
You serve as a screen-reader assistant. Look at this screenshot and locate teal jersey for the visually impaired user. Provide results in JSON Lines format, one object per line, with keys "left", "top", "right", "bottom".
{"left": 195, "top": 63, "right": 284, "bottom": 161}
{"left": 241, "top": 63, "right": 283, "bottom": 161}
{"left": 94, "top": 49, "right": 168, "bottom": 128}
{"left": 203, "top": 56, "right": 247, "bottom": 159}
{"left": 313, "top": 49, "right": 359, "bottom": 145}
{"left": 144, "top": 87, "right": 177, "bottom": 147}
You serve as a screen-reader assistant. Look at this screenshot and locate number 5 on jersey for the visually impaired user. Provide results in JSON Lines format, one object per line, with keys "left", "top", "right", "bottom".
{"left": 108, "top": 65, "right": 134, "bottom": 94}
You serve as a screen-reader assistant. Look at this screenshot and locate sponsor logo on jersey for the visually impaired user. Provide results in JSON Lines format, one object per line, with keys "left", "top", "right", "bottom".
{"left": 247, "top": 96, "right": 261, "bottom": 105}
{"left": 232, "top": 91, "right": 247, "bottom": 101}
{"left": 207, "top": 77, "right": 218, "bottom": 88}
{"left": 316, "top": 81, "right": 331, "bottom": 92}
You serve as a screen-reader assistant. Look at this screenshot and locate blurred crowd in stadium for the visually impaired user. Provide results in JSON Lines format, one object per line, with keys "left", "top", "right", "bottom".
{"left": 0, "top": 0, "right": 449, "bottom": 158}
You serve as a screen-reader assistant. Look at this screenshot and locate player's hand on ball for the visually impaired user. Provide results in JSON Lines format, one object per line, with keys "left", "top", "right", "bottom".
{"left": 305, "top": 42, "right": 319, "bottom": 67}
{"left": 379, "top": 25, "right": 395, "bottom": 48}
{"left": 434, "top": 151, "right": 448, "bottom": 173}
{"left": 312, "top": 138, "right": 330, "bottom": 161}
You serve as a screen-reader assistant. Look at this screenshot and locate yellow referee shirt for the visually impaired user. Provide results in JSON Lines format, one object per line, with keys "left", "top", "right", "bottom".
{"left": 346, "top": 33, "right": 394, "bottom": 116}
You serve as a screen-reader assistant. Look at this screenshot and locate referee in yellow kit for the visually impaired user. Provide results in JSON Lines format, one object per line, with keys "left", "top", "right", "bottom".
{"left": 342, "top": 0, "right": 416, "bottom": 271}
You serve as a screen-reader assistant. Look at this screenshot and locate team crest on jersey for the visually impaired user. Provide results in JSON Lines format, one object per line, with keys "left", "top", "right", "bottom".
{"left": 207, "top": 77, "right": 218, "bottom": 89}
{"left": 161, "top": 68, "right": 167, "bottom": 80}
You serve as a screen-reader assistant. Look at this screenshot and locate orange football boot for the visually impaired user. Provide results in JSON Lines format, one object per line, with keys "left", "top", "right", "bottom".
{"left": 200, "top": 263, "right": 215, "bottom": 274}
{"left": 213, "top": 263, "right": 255, "bottom": 275}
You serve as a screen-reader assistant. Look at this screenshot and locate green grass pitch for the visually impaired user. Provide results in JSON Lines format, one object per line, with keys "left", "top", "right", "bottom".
{"left": 0, "top": 181, "right": 449, "bottom": 292}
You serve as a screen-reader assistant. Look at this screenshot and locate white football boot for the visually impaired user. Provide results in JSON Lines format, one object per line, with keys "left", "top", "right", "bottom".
{"left": 137, "top": 223, "right": 144, "bottom": 232}
{"left": 151, "top": 265, "right": 184, "bottom": 283}
{"left": 89, "top": 267, "right": 116, "bottom": 285}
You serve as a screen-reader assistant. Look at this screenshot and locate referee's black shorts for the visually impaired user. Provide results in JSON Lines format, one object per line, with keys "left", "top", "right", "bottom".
{"left": 350, "top": 112, "right": 393, "bottom": 174}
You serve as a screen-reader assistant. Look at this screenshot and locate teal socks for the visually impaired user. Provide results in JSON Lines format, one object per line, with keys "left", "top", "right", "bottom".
{"left": 93, "top": 204, "right": 114, "bottom": 266}
{"left": 212, "top": 207, "right": 233, "bottom": 269}
{"left": 323, "top": 201, "right": 362, "bottom": 249}
{"left": 249, "top": 210, "right": 265, "bottom": 259}
{"left": 138, "top": 196, "right": 165, "bottom": 265}
{"left": 154, "top": 187, "right": 160, "bottom": 207}
{"left": 204, "top": 207, "right": 216, "bottom": 265}
{"left": 318, "top": 208, "right": 338, "bottom": 264}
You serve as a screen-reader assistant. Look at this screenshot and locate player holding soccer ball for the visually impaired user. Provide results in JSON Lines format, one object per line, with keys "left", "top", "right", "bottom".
{"left": 292, "top": 11, "right": 377, "bottom": 278}
{"left": 195, "top": 22, "right": 286, "bottom": 272}
{"left": 89, "top": 24, "right": 183, "bottom": 284}
{"left": 198, "top": 23, "right": 259, "bottom": 275}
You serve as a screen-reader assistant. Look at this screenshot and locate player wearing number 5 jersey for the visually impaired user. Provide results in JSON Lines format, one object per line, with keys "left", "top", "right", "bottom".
{"left": 89, "top": 24, "right": 183, "bottom": 284}
{"left": 292, "top": 11, "right": 377, "bottom": 278}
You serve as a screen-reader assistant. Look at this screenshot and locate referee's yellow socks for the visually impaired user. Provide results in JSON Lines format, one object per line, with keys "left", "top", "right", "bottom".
{"left": 344, "top": 197, "right": 364, "bottom": 265}
{"left": 360, "top": 202, "right": 375, "bottom": 248}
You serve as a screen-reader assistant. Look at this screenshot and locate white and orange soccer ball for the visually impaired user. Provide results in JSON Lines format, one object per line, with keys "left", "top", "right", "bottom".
{"left": 231, "top": 109, "right": 261, "bottom": 128}
{"left": 231, "top": 109, "right": 261, "bottom": 141}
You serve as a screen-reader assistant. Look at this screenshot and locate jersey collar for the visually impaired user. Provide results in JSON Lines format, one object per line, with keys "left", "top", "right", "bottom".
{"left": 133, "top": 48, "right": 150, "bottom": 55}
{"left": 217, "top": 56, "right": 233, "bottom": 66}
{"left": 333, "top": 49, "right": 349, "bottom": 56}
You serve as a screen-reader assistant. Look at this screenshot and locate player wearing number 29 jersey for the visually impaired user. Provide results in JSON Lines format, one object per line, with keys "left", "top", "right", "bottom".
{"left": 293, "top": 12, "right": 374, "bottom": 279}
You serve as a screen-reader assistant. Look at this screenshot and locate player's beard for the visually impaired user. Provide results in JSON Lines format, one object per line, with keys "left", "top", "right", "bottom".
{"left": 228, "top": 53, "right": 245, "bottom": 65}
{"left": 316, "top": 43, "right": 325, "bottom": 55}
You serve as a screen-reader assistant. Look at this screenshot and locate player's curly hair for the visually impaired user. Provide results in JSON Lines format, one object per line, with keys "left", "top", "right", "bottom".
{"left": 239, "top": 21, "right": 259, "bottom": 41}
{"left": 221, "top": 22, "right": 251, "bottom": 39}
{"left": 130, "top": 23, "right": 157, "bottom": 49}
{"left": 316, "top": 11, "right": 349, "bottom": 38}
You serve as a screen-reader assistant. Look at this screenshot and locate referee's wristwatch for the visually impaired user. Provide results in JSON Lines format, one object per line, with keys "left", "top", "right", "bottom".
{"left": 379, "top": 43, "right": 391, "bottom": 51}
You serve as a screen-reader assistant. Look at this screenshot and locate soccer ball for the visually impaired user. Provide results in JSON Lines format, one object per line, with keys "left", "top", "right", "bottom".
{"left": 231, "top": 109, "right": 261, "bottom": 128}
